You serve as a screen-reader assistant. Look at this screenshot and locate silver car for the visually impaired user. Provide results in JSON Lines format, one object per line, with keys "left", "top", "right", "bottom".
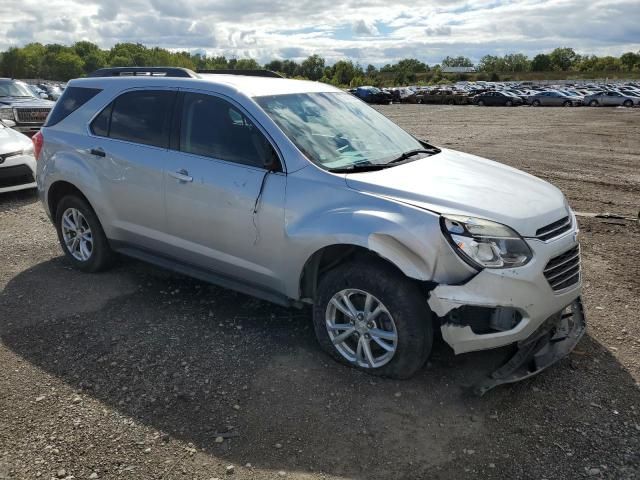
{"left": 528, "top": 90, "right": 582, "bottom": 107}
{"left": 36, "top": 68, "right": 584, "bottom": 393}
{"left": 584, "top": 91, "right": 638, "bottom": 107}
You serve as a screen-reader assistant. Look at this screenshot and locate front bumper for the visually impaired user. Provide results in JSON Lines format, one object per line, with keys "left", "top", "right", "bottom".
{"left": 428, "top": 228, "right": 581, "bottom": 354}
{"left": 474, "top": 297, "right": 586, "bottom": 395}
{"left": 0, "top": 153, "right": 37, "bottom": 193}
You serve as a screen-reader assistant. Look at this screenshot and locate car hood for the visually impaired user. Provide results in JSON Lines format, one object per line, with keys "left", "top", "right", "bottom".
{"left": 0, "top": 96, "right": 55, "bottom": 108}
{"left": 0, "top": 125, "right": 31, "bottom": 152}
{"left": 344, "top": 148, "right": 568, "bottom": 237}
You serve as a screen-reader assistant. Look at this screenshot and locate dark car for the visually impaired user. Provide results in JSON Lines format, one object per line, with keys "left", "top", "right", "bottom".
{"left": 0, "top": 79, "right": 56, "bottom": 136}
{"left": 350, "top": 86, "right": 392, "bottom": 105}
{"left": 473, "top": 91, "right": 523, "bottom": 106}
{"left": 419, "top": 89, "right": 471, "bottom": 105}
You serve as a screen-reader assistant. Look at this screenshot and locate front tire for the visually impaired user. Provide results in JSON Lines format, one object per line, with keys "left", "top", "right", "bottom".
{"left": 313, "top": 260, "right": 433, "bottom": 379}
{"left": 477, "top": 100, "right": 485, "bottom": 106}
{"left": 589, "top": 100, "right": 598, "bottom": 107}
{"left": 55, "top": 195, "right": 115, "bottom": 272}
{"left": 505, "top": 100, "right": 513, "bottom": 107}
{"left": 563, "top": 100, "right": 572, "bottom": 107}
{"left": 532, "top": 100, "right": 541, "bottom": 107}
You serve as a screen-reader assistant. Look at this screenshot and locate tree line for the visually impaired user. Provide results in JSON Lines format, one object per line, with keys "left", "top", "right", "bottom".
{"left": 1, "top": 42, "right": 639, "bottom": 85}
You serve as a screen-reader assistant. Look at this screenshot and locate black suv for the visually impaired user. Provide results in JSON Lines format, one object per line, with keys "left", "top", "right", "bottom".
{"left": 0, "top": 79, "right": 56, "bottom": 137}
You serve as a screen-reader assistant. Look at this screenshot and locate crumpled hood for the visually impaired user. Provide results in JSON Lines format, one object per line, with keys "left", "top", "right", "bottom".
{"left": 345, "top": 148, "right": 568, "bottom": 237}
{"left": 0, "top": 96, "right": 55, "bottom": 108}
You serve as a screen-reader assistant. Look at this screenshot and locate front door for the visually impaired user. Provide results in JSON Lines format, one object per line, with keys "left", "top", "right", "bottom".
{"left": 163, "top": 91, "right": 287, "bottom": 294}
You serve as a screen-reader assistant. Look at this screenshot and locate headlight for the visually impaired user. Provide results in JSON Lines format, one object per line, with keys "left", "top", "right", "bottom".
{"left": 440, "top": 214, "right": 532, "bottom": 269}
{"left": 0, "top": 108, "right": 15, "bottom": 121}
{"left": 22, "top": 143, "right": 34, "bottom": 155}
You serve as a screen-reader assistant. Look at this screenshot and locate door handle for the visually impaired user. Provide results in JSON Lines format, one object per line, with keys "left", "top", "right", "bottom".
{"left": 169, "top": 169, "right": 193, "bottom": 183}
{"left": 90, "top": 147, "right": 105, "bottom": 157}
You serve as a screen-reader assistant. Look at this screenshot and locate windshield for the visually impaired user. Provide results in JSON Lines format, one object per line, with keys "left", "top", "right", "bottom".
{"left": 255, "top": 92, "right": 424, "bottom": 169}
{"left": 0, "top": 81, "right": 36, "bottom": 98}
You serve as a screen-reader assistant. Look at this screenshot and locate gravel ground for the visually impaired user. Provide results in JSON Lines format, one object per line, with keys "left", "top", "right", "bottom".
{"left": 0, "top": 105, "right": 638, "bottom": 480}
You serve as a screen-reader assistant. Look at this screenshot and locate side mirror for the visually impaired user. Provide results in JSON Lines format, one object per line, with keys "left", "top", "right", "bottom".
{"left": 0, "top": 119, "right": 16, "bottom": 128}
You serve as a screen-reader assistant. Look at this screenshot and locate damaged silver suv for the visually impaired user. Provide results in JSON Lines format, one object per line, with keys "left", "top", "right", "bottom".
{"left": 36, "top": 68, "right": 584, "bottom": 393}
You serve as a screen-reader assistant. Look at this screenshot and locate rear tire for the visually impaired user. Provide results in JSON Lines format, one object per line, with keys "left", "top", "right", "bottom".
{"left": 55, "top": 195, "right": 115, "bottom": 272}
{"left": 313, "top": 260, "right": 433, "bottom": 379}
{"left": 623, "top": 100, "right": 633, "bottom": 107}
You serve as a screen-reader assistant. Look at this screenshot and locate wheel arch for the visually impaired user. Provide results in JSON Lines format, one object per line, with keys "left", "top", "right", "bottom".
{"left": 47, "top": 181, "right": 95, "bottom": 219}
{"left": 298, "top": 242, "right": 434, "bottom": 303}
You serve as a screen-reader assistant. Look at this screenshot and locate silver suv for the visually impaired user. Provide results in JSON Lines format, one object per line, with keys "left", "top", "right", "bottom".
{"left": 36, "top": 68, "right": 584, "bottom": 393}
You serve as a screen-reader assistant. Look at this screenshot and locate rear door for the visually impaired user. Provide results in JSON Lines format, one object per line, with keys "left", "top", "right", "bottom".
{"left": 603, "top": 92, "right": 618, "bottom": 106}
{"left": 87, "top": 88, "right": 176, "bottom": 248}
{"left": 163, "top": 90, "right": 287, "bottom": 293}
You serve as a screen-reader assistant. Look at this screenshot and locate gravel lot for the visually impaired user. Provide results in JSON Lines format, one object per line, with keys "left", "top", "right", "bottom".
{"left": 0, "top": 105, "right": 638, "bottom": 480}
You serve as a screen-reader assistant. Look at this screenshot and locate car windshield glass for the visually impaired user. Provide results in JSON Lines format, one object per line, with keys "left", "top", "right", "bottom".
{"left": 0, "top": 81, "right": 36, "bottom": 98}
{"left": 255, "top": 92, "right": 425, "bottom": 169}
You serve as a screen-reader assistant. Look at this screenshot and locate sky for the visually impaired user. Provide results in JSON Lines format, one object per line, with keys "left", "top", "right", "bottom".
{"left": 1, "top": 0, "right": 639, "bottom": 65}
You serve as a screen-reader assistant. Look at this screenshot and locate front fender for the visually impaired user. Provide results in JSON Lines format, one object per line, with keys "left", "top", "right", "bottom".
{"left": 282, "top": 170, "right": 475, "bottom": 299}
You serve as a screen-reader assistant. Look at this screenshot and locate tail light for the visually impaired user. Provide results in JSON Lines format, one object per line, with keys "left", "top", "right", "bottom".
{"left": 32, "top": 130, "right": 43, "bottom": 161}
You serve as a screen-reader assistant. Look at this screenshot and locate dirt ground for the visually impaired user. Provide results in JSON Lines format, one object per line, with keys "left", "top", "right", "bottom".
{"left": 0, "top": 105, "right": 638, "bottom": 480}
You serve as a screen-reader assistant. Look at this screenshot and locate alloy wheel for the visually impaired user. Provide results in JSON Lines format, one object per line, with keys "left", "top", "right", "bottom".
{"left": 325, "top": 289, "right": 398, "bottom": 368}
{"left": 61, "top": 208, "right": 93, "bottom": 261}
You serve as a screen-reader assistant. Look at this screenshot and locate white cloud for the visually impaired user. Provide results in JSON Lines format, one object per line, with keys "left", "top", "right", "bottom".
{"left": 0, "top": 0, "right": 638, "bottom": 65}
{"left": 352, "top": 20, "right": 379, "bottom": 37}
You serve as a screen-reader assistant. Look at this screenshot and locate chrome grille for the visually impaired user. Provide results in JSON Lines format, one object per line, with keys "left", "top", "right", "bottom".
{"left": 14, "top": 107, "right": 51, "bottom": 124}
{"left": 536, "top": 216, "right": 572, "bottom": 241}
{"left": 544, "top": 245, "right": 581, "bottom": 292}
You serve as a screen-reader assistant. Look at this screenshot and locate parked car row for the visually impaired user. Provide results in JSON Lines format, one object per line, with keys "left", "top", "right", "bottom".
{"left": 27, "top": 82, "right": 66, "bottom": 101}
{"left": 0, "top": 78, "right": 56, "bottom": 136}
{"left": 349, "top": 81, "right": 640, "bottom": 107}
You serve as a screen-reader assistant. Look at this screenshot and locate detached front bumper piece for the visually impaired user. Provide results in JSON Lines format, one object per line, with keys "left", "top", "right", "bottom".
{"left": 473, "top": 297, "right": 586, "bottom": 396}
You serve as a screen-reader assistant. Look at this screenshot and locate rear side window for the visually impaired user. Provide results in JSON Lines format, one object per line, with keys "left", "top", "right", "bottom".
{"left": 91, "top": 90, "right": 175, "bottom": 148}
{"left": 44, "top": 87, "right": 102, "bottom": 127}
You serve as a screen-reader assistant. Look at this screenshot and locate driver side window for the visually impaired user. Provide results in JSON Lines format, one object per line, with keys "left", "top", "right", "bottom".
{"left": 179, "top": 92, "right": 279, "bottom": 170}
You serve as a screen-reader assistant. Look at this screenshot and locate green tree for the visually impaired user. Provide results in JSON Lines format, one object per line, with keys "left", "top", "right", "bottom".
{"left": 300, "top": 55, "right": 325, "bottom": 81}
{"left": 49, "top": 51, "right": 84, "bottom": 80}
{"left": 478, "top": 55, "right": 502, "bottom": 72}
{"left": 264, "top": 59, "right": 283, "bottom": 73}
{"left": 620, "top": 52, "right": 640, "bottom": 71}
{"left": 549, "top": 47, "right": 577, "bottom": 71}
{"left": 234, "top": 58, "right": 260, "bottom": 69}
{"left": 531, "top": 53, "right": 552, "bottom": 71}
{"left": 503, "top": 53, "right": 530, "bottom": 72}
{"left": 441, "top": 56, "right": 472, "bottom": 67}
{"left": 21, "top": 43, "right": 46, "bottom": 77}
{"left": 395, "top": 58, "right": 428, "bottom": 73}
{"left": 0, "top": 47, "right": 27, "bottom": 77}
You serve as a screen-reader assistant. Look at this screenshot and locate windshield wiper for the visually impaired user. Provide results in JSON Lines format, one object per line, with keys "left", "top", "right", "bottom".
{"left": 387, "top": 148, "right": 439, "bottom": 165}
{"left": 327, "top": 161, "right": 394, "bottom": 173}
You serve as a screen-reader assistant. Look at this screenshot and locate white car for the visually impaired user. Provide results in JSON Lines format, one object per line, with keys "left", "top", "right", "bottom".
{"left": 0, "top": 119, "right": 36, "bottom": 193}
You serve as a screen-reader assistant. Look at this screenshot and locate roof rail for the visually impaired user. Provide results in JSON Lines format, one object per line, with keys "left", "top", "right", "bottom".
{"left": 87, "top": 67, "right": 199, "bottom": 78}
{"left": 196, "top": 69, "right": 283, "bottom": 78}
